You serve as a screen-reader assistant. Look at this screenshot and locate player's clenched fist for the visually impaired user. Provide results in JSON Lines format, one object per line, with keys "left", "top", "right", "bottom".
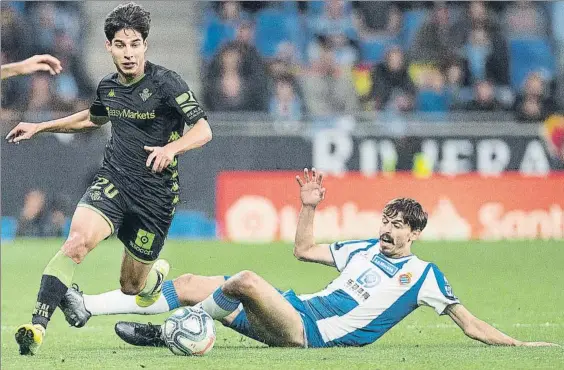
{"left": 5, "top": 122, "right": 39, "bottom": 143}
{"left": 144, "top": 145, "right": 175, "bottom": 173}
{"left": 296, "top": 167, "right": 326, "bottom": 208}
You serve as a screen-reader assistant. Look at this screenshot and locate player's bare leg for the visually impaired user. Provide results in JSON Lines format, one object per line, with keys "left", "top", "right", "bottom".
{"left": 173, "top": 274, "right": 227, "bottom": 305}
{"left": 199, "top": 271, "right": 305, "bottom": 347}
{"left": 118, "top": 252, "right": 170, "bottom": 308}
{"left": 116, "top": 272, "right": 304, "bottom": 348}
{"left": 60, "top": 273, "right": 226, "bottom": 329}
{"left": 16, "top": 206, "right": 111, "bottom": 355}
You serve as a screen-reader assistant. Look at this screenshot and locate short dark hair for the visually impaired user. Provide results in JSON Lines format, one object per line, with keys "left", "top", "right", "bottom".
{"left": 104, "top": 2, "right": 151, "bottom": 41}
{"left": 383, "top": 198, "right": 428, "bottom": 232}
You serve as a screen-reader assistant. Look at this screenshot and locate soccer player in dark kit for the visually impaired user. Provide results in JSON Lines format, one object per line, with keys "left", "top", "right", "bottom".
{"left": 6, "top": 2, "right": 212, "bottom": 355}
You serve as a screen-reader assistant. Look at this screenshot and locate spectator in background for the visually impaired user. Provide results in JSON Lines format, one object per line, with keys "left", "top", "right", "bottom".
{"left": 269, "top": 75, "right": 303, "bottom": 121}
{"left": 463, "top": 26, "right": 509, "bottom": 85}
{"left": 206, "top": 20, "right": 269, "bottom": 110}
{"left": 266, "top": 42, "right": 305, "bottom": 105}
{"left": 452, "top": 1, "right": 498, "bottom": 47}
{"left": 16, "top": 189, "right": 65, "bottom": 238}
{"left": 52, "top": 31, "right": 95, "bottom": 107}
{"left": 1, "top": 2, "right": 33, "bottom": 61}
{"left": 28, "top": 2, "right": 59, "bottom": 54}
{"left": 416, "top": 69, "right": 449, "bottom": 113}
{"left": 409, "top": 2, "right": 457, "bottom": 68}
{"left": 502, "top": 1, "right": 548, "bottom": 37}
{"left": 450, "top": 1, "right": 509, "bottom": 86}
{"left": 303, "top": 2, "right": 360, "bottom": 117}
{"left": 217, "top": 1, "right": 249, "bottom": 27}
{"left": 204, "top": 45, "right": 260, "bottom": 111}
{"left": 370, "top": 46, "right": 415, "bottom": 111}
{"left": 26, "top": 75, "right": 73, "bottom": 119}
{"left": 1, "top": 2, "right": 92, "bottom": 117}
{"left": 210, "top": 21, "right": 266, "bottom": 81}
{"left": 270, "top": 41, "right": 302, "bottom": 78}
{"left": 465, "top": 80, "right": 501, "bottom": 112}
{"left": 443, "top": 58, "right": 473, "bottom": 110}
{"left": 353, "top": 1, "right": 402, "bottom": 38}
{"left": 300, "top": 35, "right": 359, "bottom": 116}
{"left": 514, "top": 72, "right": 556, "bottom": 122}
{"left": 310, "top": 0, "right": 356, "bottom": 41}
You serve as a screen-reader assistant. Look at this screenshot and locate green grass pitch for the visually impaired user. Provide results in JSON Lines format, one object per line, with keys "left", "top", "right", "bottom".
{"left": 2, "top": 239, "right": 563, "bottom": 369}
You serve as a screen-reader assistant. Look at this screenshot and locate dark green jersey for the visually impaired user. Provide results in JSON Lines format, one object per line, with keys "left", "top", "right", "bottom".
{"left": 89, "top": 61, "right": 206, "bottom": 196}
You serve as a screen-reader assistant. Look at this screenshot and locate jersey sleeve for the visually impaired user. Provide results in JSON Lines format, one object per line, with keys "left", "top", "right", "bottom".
{"left": 163, "top": 71, "right": 207, "bottom": 127}
{"left": 329, "top": 239, "right": 379, "bottom": 272}
{"left": 417, "top": 264, "right": 460, "bottom": 315}
{"left": 89, "top": 84, "right": 109, "bottom": 125}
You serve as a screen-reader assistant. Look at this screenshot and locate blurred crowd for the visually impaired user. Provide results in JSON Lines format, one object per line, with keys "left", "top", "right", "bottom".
{"left": 2, "top": 1, "right": 562, "bottom": 125}
{"left": 200, "top": 1, "right": 564, "bottom": 122}
{"left": 1, "top": 1, "right": 95, "bottom": 123}
{"left": 15, "top": 189, "right": 68, "bottom": 238}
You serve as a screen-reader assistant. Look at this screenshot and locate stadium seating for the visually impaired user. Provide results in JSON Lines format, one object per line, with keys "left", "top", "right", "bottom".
{"left": 255, "top": 9, "right": 300, "bottom": 58}
{"left": 201, "top": 18, "right": 237, "bottom": 61}
{"left": 359, "top": 38, "right": 397, "bottom": 64}
{"left": 509, "top": 38, "right": 556, "bottom": 89}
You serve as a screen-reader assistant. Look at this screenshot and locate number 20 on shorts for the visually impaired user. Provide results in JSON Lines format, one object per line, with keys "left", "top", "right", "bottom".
{"left": 91, "top": 177, "right": 119, "bottom": 199}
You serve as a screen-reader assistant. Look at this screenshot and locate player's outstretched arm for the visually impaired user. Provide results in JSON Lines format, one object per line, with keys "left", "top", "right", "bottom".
{"left": 1, "top": 54, "right": 62, "bottom": 80}
{"left": 144, "top": 118, "right": 212, "bottom": 173}
{"left": 6, "top": 109, "right": 103, "bottom": 143}
{"left": 446, "top": 304, "right": 560, "bottom": 347}
{"left": 294, "top": 168, "right": 335, "bottom": 267}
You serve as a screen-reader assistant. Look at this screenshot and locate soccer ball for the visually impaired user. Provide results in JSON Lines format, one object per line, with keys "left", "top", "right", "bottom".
{"left": 162, "top": 307, "right": 216, "bottom": 356}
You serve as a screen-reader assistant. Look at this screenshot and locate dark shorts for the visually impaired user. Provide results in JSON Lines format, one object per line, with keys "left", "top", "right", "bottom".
{"left": 226, "top": 289, "right": 327, "bottom": 348}
{"left": 78, "top": 168, "right": 175, "bottom": 263}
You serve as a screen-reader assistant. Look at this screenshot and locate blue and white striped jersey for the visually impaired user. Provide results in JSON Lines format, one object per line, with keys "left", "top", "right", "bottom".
{"left": 297, "top": 239, "right": 459, "bottom": 347}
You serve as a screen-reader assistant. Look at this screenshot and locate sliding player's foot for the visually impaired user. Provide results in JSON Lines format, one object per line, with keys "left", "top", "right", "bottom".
{"left": 136, "top": 259, "right": 170, "bottom": 307}
{"left": 114, "top": 321, "right": 166, "bottom": 347}
{"left": 59, "top": 283, "right": 91, "bottom": 328}
{"left": 15, "top": 323, "right": 45, "bottom": 355}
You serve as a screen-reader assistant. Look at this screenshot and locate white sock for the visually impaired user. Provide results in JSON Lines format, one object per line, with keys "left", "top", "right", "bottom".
{"left": 84, "top": 289, "right": 170, "bottom": 316}
{"left": 198, "top": 288, "right": 241, "bottom": 320}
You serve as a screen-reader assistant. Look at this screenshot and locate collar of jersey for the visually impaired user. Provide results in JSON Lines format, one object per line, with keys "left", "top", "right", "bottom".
{"left": 378, "top": 252, "right": 413, "bottom": 262}
{"left": 117, "top": 72, "right": 146, "bottom": 86}
{"left": 377, "top": 252, "right": 413, "bottom": 270}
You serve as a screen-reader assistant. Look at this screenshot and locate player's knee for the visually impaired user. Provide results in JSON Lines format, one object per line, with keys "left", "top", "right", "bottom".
{"left": 61, "top": 232, "right": 90, "bottom": 263}
{"left": 229, "top": 270, "right": 260, "bottom": 296}
{"left": 120, "top": 278, "right": 144, "bottom": 295}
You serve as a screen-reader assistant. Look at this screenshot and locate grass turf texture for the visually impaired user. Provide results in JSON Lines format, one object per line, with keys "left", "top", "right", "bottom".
{"left": 1, "top": 239, "right": 563, "bottom": 369}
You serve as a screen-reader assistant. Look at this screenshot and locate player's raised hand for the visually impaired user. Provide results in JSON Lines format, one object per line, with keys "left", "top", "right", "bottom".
{"left": 144, "top": 145, "right": 175, "bottom": 173}
{"left": 5, "top": 122, "right": 40, "bottom": 143}
{"left": 20, "top": 54, "right": 63, "bottom": 76}
{"left": 296, "top": 167, "right": 326, "bottom": 207}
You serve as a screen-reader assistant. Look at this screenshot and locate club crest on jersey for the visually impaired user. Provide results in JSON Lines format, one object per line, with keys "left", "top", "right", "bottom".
{"left": 107, "top": 89, "right": 115, "bottom": 97}
{"left": 139, "top": 88, "right": 152, "bottom": 102}
{"left": 399, "top": 273, "right": 412, "bottom": 285}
